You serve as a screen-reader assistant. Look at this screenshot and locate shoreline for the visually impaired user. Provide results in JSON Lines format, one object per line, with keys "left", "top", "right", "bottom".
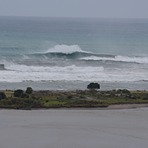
{"left": 0, "top": 81, "right": 148, "bottom": 91}
{"left": 1, "top": 103, "right": 148, "bottom": 110}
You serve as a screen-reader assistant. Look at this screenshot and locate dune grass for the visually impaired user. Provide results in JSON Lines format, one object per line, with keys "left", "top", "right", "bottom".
{"left": 0, "top": 89, "right": 148, "bottom": 109}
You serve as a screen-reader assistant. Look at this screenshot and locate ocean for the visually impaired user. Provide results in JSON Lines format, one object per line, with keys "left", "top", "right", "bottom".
{"left": 0, "top": 16, "right": 148, "bottom": 90}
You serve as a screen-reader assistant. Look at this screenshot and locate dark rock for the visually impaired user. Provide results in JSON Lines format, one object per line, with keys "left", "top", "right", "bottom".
{"left": 0, "top": 64, "right": 5, "bottom": 70}
{"left": 87, "top": 83, "right": 100, "bottom": 90}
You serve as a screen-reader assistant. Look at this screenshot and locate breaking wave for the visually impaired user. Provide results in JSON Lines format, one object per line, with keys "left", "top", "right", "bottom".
{"left": 0, "top": 44, "right": 148, "bottom": 83}
{"left": 25, "top": 44, "right": 148, "bottom": 64}
{"left": 27, "top": 44, "right": 114, "bottom": 60}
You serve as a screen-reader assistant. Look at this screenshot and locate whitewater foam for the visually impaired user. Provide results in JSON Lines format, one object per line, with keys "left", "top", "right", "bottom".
{"left": 0, "top": 62, "right": 147, "bottom": 83}
{"left": 81, "top": 55, "right": 148, "bottom": 64}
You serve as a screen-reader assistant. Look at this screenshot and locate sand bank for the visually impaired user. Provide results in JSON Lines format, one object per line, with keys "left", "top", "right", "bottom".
{"left": 0, "top": 108, "right": 148, "bottom": 148}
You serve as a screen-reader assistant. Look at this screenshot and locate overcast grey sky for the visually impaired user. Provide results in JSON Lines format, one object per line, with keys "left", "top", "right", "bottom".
{"left": 0, "top": 0, "right": 148, "bottom": 18}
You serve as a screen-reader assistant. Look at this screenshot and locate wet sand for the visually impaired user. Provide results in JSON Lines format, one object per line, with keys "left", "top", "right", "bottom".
{"left": 0, "top": 108, "right": 148, "bottom": 148}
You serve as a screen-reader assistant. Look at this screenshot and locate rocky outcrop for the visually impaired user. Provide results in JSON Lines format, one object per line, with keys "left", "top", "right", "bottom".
{"left": 0, "top": 64, "right": 5, "bottom": 70}
{"left": 87, "top": 83, "right": 100, "bottom": 90}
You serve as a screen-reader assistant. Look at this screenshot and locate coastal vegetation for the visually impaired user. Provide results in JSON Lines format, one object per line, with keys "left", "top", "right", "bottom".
{"left": 0, "top": 87, "right": 148, "bottom": 109}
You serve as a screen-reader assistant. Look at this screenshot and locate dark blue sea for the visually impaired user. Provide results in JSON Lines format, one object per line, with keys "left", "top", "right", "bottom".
{"left": 0, "top": 16, "right": 148, "bottom": 90}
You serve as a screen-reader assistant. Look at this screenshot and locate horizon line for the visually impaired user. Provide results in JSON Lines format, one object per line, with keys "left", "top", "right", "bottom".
{"left": 0, "top": 15, "right": 148, "bottom": 20}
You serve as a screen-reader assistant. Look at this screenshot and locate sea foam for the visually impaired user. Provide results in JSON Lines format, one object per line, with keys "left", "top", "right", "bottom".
{"left": 81, "top": 55, "right": 148, "bottom": 64}
{"left": 0, "top": 63, "right": 147, "bottom": 83}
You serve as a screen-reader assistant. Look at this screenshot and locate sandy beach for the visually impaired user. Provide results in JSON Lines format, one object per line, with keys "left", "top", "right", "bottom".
{"left": 0, "top": 108, "right": 148, "bottom": 148}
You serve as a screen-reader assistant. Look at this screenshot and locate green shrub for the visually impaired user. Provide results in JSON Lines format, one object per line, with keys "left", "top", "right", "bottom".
{"left": 116, "top": 89, "right": 131, "bottom": 94}
{"left": 21, "top": 93, "right": 29, "bottom": 98}
{"left": 26, "top": 87, "right": 33, "bottom": 94}
{"left": 11, "top": 97, "right": 42, "bottom": 109}
{"left": 14, "top": 89, "right": 24, "bottom": 97}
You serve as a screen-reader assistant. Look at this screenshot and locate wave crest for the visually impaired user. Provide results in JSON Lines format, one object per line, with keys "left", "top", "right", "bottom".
{"left": 28, "top": 44, "right": 114, "bottom": 60}
{"left": 45, "top": 44, "right": 85, "bottom": 54}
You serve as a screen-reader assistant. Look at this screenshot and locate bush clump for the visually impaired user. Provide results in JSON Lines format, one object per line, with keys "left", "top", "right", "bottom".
{"left": 14, "top": 89, "right": 24, "bottom": 97}
{"left": 26, "top": 87, "right": 33, "bottom": 94}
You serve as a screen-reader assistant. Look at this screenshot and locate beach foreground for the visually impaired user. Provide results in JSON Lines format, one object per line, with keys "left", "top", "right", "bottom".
{"left": 0, "top": 109, "right": 148, "bottom": 148}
